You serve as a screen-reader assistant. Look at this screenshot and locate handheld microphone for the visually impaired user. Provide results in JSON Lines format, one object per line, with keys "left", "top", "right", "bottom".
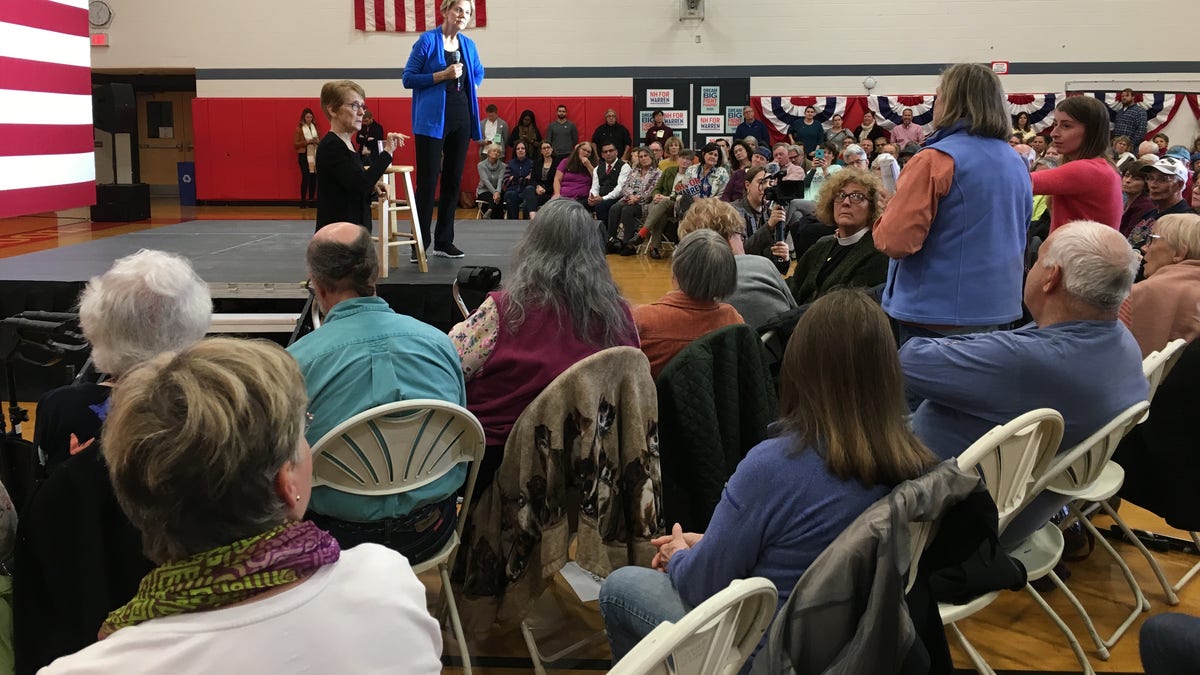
{"left": 449, "top": 51, "right": 462, "bottom": 92}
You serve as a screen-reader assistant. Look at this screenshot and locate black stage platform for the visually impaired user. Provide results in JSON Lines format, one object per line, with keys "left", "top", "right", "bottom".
{"left": 0, "top": 218, "right": 524, "bottom": 397}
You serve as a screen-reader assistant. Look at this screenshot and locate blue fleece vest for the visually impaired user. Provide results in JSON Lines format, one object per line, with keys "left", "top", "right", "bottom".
{"left": 882, "top": 124, "right": 1032, "bottom": 326}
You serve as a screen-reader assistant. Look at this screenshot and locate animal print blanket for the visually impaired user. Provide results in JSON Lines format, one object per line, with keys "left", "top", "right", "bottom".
{"left": 452, "top": 347, "right": 663, "bottom": 635}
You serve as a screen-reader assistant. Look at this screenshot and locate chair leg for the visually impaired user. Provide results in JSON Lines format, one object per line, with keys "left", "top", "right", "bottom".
{"left": 1023, "top": 580, "right": 1097, "bottom": 673}
{"left": 439, "top": 565, "right": 472, "bottom": 675}
{"left": 1174, "top": 532, "right": 1200, "bottom": 593}
{"left": 1098, "top": 500, "right": 1180, "bottom": 605}
{"left": 1075, "top": 504, "right": 1152, "bottom": 645}
{"left": 520, "top": 620, "right": 549, "bottom": 675}
{"left": 947, "top": 623, "right": 997, "bottom": 675}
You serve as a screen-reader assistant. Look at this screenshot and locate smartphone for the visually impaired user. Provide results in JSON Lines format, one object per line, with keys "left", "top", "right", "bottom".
{"left": 814, "top": 148, "right": 825, "bottom": 160}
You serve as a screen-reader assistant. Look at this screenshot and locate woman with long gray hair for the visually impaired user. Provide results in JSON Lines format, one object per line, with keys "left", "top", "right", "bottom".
{"left": 449, "top": 199, "right": 639, "bottom": 488}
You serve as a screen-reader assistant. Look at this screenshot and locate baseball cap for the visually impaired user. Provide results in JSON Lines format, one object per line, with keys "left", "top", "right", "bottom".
{"left": 754, "top": 147, "right": 772, "bottom": 161}
{"left": 1141, "top": 156, "right": 1190, "bottom": 182}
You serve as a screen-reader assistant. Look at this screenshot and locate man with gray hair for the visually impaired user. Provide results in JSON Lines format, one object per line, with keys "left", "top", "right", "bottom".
{"left": 287, "top": 222, "right": 466, "bottom": 561}
{"left": 900, "top": 220, "right": 1148, "bottom": 545}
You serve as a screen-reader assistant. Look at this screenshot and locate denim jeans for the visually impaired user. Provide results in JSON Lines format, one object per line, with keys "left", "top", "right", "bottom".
{"left": 1141, "top": 613, "right": 1200, "bottom": 674}
{"left": 598, "top": 566, "right": 690, "bottom": 663}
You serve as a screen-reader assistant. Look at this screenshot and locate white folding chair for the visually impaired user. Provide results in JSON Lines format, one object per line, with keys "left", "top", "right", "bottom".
{"left": 608, "top": 577, "right": 777, "bottom": 675}
{"left": 1030, "top": 400, "right": 1152, "bottom": 659}
{"left": 310, "top": 399, "right": 485, "bottom": 675}
{"left": 375, "top": 165, "right": 427, "bottom": 275}
{"left": 1143, "top": 338, "right": 1187, "bottom": 404}
{"left": 936, "top": 408, "right": 1098, "bottom": 675}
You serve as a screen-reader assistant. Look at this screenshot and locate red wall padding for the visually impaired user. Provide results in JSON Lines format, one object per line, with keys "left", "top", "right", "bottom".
{"left": 193, "top": 96, "right": 634, "bottom": 201}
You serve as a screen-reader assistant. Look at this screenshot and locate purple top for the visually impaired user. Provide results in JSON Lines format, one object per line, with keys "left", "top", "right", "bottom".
{"left": 557, "top": 159, "right": 592, "bottom": 200}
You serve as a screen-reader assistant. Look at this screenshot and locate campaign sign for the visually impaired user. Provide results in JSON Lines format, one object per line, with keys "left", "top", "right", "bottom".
{"left": 700, "top": 86, "right": 720, "bottom": 113}
{"left": 726, "top": 106, "right": 744, "bottom": 132}
{"left": 647, "top": 89, "right": 674, "bottom": 107}
{"left": 662, "top": 110, "right": 688, "bottom": 129}
{"left": 639, "top": 110, "right": 655, "bottom": 133}
{"left": 697, "top": 115, "right": 724, "bottom": 134}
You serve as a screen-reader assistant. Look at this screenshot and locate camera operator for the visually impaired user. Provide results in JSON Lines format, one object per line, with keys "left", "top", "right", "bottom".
{"left": 736, "top": 165, "right": 791, "bottom": 274}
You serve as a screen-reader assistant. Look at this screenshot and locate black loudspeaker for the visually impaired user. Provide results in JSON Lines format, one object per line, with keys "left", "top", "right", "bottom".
{"left": 92, "top": 83, "right": 136, "bottom": 133}
{"left": 91, "top": 183, "right": 151, "bottom": 222}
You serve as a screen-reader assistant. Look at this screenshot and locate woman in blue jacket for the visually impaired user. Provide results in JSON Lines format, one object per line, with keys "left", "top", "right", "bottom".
{"left": 402, "top": 0, "right": 484, "bottom": 259}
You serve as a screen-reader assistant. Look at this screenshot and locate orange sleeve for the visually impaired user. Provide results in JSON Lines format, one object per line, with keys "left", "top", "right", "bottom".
{"left": 293, "top": 127, "right": 306, "bottom": 153}
{"left": 873, "top": 149, "right": 955, "bottom": 258}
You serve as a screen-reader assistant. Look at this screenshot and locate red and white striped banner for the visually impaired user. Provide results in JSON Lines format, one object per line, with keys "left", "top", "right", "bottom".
{"left": 354, "top": 0, "right": 486, "bottom": 32}
{"left": 0, "top": 0, "right": 94, "bottom": 219}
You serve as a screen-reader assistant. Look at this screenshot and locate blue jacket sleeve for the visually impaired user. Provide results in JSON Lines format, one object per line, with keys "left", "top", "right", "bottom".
{"left": 667, "top": 455, "right": 768, "bottom": 608}
{"left": 402, "top": 33, "right": 437, "bottom": 90}
{"left": 900, "top": 331, "right": 1029, "bottom": 415}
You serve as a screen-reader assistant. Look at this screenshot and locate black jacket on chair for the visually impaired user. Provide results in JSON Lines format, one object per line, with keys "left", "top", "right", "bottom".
{"left": 656, "top": 324, "right": 778, "bottom": 531}
{"left": 315, "top": 132, "right": 393, "bottom": 232}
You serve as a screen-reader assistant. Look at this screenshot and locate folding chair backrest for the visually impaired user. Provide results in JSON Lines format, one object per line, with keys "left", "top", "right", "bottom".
{"left": 1034, "top": 401, "right": 1150, "bottom": 496}
{"left": 955, "top": 408, "right": 1064, "bottom": 534}
{"left": 1144, "top": 338, "right": 1188, "bottom": 403}
{"left": 608, "top": 577, "right": 778, "bottom": 675}
{"left": 311, "top": 399, "right": 485, "bottom": 504}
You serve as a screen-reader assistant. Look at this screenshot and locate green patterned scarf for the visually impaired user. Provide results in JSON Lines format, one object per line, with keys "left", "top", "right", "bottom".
{"left": 100, "top": 520, "right": 340, "bottom": 638}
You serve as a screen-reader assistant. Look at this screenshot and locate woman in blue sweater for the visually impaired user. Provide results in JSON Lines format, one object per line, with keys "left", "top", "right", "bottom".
{"left": 599, "top": 289, "right": 937, "bottom": 666}
{"left": 402, "top": 0, "right": 484, "bottom": 259}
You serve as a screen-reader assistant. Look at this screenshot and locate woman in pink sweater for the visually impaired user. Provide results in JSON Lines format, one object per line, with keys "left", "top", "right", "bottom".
{"left": 1031, "top": 96, "right": 1122, "bottom": 232}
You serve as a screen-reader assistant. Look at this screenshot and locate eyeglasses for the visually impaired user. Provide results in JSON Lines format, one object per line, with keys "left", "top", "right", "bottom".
{"left": 1144, "top": 233, "right": 1163, "bottom": 247}
{"left": 304, "top": 411, "right": 314, "bottom": 433}
{"left": 344, "top": 101, "right": 366, "bottom": 112}
{"left": 1145, "top": 173, "right": 1178, "bottom": 183}
{"left": 834, "top": 191, "right": 869, "bottom": 204}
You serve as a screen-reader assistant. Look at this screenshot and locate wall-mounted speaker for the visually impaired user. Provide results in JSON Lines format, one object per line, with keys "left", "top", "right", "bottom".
{"left": 92, "top": 82, "right": 136, "bottom": 133}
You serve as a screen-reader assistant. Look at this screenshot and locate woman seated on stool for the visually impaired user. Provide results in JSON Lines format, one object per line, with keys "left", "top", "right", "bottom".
{"left": 633, "top": 228, "right": 745, "bottom": 379}
{"left": 475, "top": 142, "right": 506, "bottom": 219}
{"left": 39, "top": 338, "right": 442, "bottom": 673}
{"left": 788, "top": 167, "right": 890, "bottom": 305}
{"left": 1119, "top": 213, "right": 1200, "bottom": 356}
{"left": 448, "top": 199, "right": 639, "bottom": 493}
{"left": 552, "top": 142, "right": 595, "bottom": 205}
{"left": 600, "top": 289, "right": 937, "bottom": 667}
{"left": 503, "top": 140, "right": 534, "bottom": 219}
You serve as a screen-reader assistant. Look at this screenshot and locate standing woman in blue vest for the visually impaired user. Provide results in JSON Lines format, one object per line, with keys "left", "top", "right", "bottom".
{"left": 402, "top": 0, "right": 483, "bottom": 260}
{"left": 873, "top": 63, "right": 1032, "bottom": 345}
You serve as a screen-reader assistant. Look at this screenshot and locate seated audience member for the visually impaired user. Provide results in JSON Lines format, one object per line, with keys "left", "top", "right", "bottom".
{"left": 677, "top": 143, "right": 730, "bottom": 218}
{"left": 752, "top": 146, "right": 771, "bottom": 166}
{"left": 1127, "top": 156, "right": 1195, "bottom": 250}
{"left": 552, "top": 142, "right": 595, "bottom": 203}
{"left": 1138, "top": 140, "right": 1161, "bottom": 158}
{"left": 480, "top": 104, "right": 509, "bottom": 157}
{"left": 804, "top": 143, "right": 843, "bottom": 200}
{"left": 644, "top": 110, "right": 673, "bottom": 147}
{"left": 1153, "top": 132, "right": 1170, "bottom": 155}
{"left": 1112, "top": 135, "right": 1133, "bottom": 158}
{"left": 287, "top": 223, "right": 466, "bottom": 561}
{"left": 17, "top": 250, "right": 211, "bottom": 675}
{"left": 1119, "top": 159, "right": 1155, "bottom": 237}
{"left": 589, "top": 141, "right": 631, "bottom": 226}
{"left": 38, "top": 338, "right": 442, "bottom": 673}
{"left": 507, "top": 109, "right": 541, "bottom": 154}
{"left": 658, "top": 136, "right": 683, "bottom": 172}
{"left": 678, "top": 198, "right": 796, "bottom": 328}
{"left": 356, "top": 108, "right": 386, "bottom": 163}
{"left": 733, "top": 105, "right": 771, "bottom": 147}
{"left": 634, "top": 229, "right": 744, "bottom": 378}
{"left": 1119, "top": 214, "right": 1200, "bottom": 356}
{"left": 841, "top": 143, "right": 869, "bottom": 171}
{"left": 523, "top": 141, "right": 558, "bottom": 218}
{"left": 449, "top": 199, "right": 639, "bottom": 489}
{"left": 859, "top": 137, "right": 876, "bottom": 162}
{"left": 715, "top": 138, "right": 732, "bottom": 166}
{"left": 475, "top": 142, "right": 507, "bottom": 219}
{"left": 503, "top": 140, "right": 534, "bottom": 220}
{"left": 900, "top": 220, "right": 1147, "bottom": 546}
{"left": 855, "top": 110, "right": 890, "bottom": 145}
{"left": 896, "top": 142, "right": 920, "bottom": 168}
{"left": 642, "top": 149, "right": 695, "bottom": 260}
{"left": 772, "top": 143, "right": 806, "bottom": 181}
{"left": 789, "top": 169, "right": 889, "bottom": 305}
{"left": 1030, "top": 133, "right": 1050, "bottom": 157}
{"left": 734, "top": 166, "right": 791, "bottom": 274}
{"left": 591, "top": 108, "right": 633, "bottom": 160}
{"left": 648, "top": 141, "right": 664, "bottom": 164}
{"left": 608, "top": 146, "right": 662, "bottom": 254}
{"left": 600, "top": 289, "right": 936, "bottom": 666}
{"left": 1030, "top": 96, "right": 1122, "bottom": 232}
{"left": 1141, "top": 613, "right": 1200, "bottom": 675}
{"left": 720, "top": 140, "right": 755, "bottom": 202}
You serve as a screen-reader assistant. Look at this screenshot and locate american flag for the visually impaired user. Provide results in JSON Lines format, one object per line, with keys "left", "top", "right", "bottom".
{"left": 0, "top": 0, "right": 94, "bottom": 219}
{"left": 354, "top": 0, "right": 487, "bottom": 32}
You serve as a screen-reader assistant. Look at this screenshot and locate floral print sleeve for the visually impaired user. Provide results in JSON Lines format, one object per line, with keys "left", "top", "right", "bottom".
{"left": 449, "top": 296, "right": 500, "bottom": 382}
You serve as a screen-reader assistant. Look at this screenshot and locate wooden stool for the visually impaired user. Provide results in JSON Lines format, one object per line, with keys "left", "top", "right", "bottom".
{"left": 375, "top": 165, "right": 427, "bottom": 275}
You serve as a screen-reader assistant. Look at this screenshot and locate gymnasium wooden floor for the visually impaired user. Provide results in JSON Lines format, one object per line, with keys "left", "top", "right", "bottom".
{"left": 2, "top": 199, "right": 1195, "bottom": 674}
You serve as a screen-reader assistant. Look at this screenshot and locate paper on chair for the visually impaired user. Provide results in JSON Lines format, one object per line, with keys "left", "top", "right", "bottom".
{"left": 559, "top": 561, "right": 603, "bottom": 602}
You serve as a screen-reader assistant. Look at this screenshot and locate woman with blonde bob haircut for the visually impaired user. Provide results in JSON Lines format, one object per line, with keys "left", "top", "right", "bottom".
{"left": 875, "top": 62, "right": 1032, "bottom": 343}
{"left": 41, "top": 338, "right": 443, "bottom": 673}
{"left": 677, "top": 198, "right": 796, "bottom": 328}
{"left": 1119, "top": 213, "right": 1200, "bottom": 356}
{"left": 600, "top": 289, "right": 936, "bottom": 666}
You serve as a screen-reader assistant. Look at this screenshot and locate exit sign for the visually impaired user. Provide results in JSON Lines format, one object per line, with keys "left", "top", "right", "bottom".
{"left": 991, "top": 61, "right": 1009, "bottom": 75}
